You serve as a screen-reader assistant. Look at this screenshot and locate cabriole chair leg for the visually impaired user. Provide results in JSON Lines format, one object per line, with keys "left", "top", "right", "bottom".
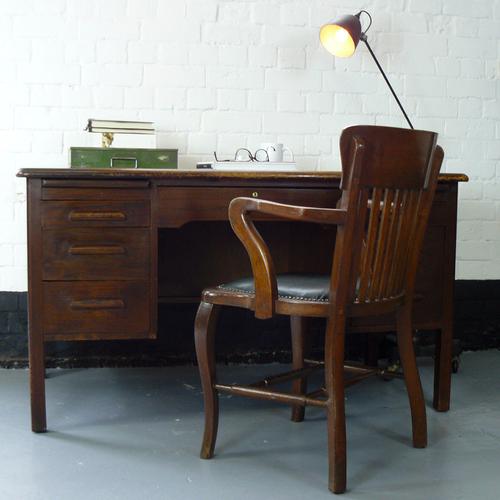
{"left": 195, "top": 302, "right": 221, "bottom": 459}
{"left": 396, "top": 307, "right": 427, "bottom": 448}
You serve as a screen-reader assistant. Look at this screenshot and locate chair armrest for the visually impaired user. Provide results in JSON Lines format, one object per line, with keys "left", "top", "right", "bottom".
{"left": 231, "top": 198, "right": 347, "bottom": 225}
{"left": 228, "top": 197, "right": 347, "bottom": 319}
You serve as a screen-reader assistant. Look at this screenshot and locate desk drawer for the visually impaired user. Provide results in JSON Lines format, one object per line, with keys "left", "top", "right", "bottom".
{"left": 157, "top": 187, "right": 338, "bottom": 227}
{"left": 43, "top": 228, "right": 149, "bottom": 281}
{"left": 41, "top": 180, "right": 150, "bottom": 201}
{"left": 42, "top": 281, "right": 150, "bottom": 340}
{"left": 41, "top": 200, "right": 150, "bottom": 228}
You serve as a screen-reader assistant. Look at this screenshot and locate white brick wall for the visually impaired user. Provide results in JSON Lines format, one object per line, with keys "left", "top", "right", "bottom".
{"left": 0, "top": 0, "right": 499, "bottom": 289}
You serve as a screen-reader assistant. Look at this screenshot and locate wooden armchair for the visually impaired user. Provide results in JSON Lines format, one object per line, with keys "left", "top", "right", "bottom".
{"left": 194, "top": 125, "right": 444, "bottom": 494}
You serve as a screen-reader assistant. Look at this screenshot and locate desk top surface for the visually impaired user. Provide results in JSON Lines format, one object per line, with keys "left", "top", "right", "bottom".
{"left": 17, "top": 168, "right": 468, "bottom": 184}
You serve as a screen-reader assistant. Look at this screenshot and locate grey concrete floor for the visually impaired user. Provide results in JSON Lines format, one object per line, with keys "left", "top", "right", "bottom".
{"left": 0, "top": 351, "right": 499, "bottom": 500}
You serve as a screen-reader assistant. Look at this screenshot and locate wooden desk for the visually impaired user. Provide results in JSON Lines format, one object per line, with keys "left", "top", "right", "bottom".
{"left": 18, "top": 168, "right": 467, "bottom": 432}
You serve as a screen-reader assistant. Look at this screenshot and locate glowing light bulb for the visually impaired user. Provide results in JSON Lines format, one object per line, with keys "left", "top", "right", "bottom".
{"left": 320, "top": 25, "right": 356, "bottom": 57}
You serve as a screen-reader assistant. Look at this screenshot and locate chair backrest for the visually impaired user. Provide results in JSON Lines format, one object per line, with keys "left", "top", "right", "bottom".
{"left": 332, "top": 125, "right": 444, "bottom": 311}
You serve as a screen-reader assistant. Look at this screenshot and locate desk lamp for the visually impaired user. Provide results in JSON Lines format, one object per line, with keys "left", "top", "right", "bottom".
{"left": 320, "top": 10, "right": 414, "bottom": 129}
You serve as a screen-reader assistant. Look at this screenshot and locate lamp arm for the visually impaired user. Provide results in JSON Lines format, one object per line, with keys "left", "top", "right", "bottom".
{"left": 361, "top": 37, "right": 414, "bottom": 129}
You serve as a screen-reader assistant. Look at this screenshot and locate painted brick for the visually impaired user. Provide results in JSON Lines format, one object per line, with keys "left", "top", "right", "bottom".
{"left": 248, "top": 90, "right": 276, "bottom": 112}
{"left": 189, "top": 46, "right": 219, "bottom": 66}
{"left": 323, "top": 72, "right": 379, "bottom": 94}
{"left": 158, "top": 45, "right": 190, "bottom": 65}
{"left": 217, "top": 89, "right": 246, "bottom": 111}
{"left": 443, "top": 1, "right": 492, "bottom": 18}
{"left": 93, "top": 86, "right": 124, "bottom": 109}
{"left": 155, "top": 89, "right": 187, "bottom": 110}
{"left": 18, "top": 63, "right": 80, "bottom": 85}
{"left": 277, "top": 91, "right": 305, "bottom": 112}
{"left": 203, "top": 111, "right": 261, "bottom": 133}
{"left": 203, "top": 23, "right": 261, "bottom": 45}
{"left": 262, "top": 25, "right": 317, "bottom": 49}
{"left": 188, "top": 89, "right": 217, "bottom": 110}
{"left": 280, "top": 3, "right": 309, "bottom": 27}
{"left": 334, "top": 94, "right": 363, "bottom": 114}
{"left": 96, "top": 41, "right": 127, "bottom": 64}
{"left": 306, "top": 92, "right": 333, "bottom": 113}
{"left": 249, "top": 46, "right": 277, "bottom": 68}
{"left": 142, "top": 19, "right": 200, "bottom": 43}
{"left": 458, "top": 221, "right": 482, "bottom": 241}
{"left": 483, "top": 222, "right": 500, "bottom": 241}
{"left": 32, "top": 132, "right": 63, "bottom": 154}
{"left": 219, "top": 2, "right": 251, "bottom": 24}
{"left": 187, "top": 133, "right": 217, "bottom": 155}
{"left": 417, "top": 98, "right": 458, "bottom": 118}
{"left": 217, "top": 133, "right": 247, "bottom": 155}
{"left": 459, "top": 201, "right": 496, "bottom": 221}
{"left": 409, "top": 0, "right": 441, "bottom": 14}
{"left": 263, "top": 112, "right": 318, "bottom": 134}
{"left": 267, "top": 69, "right": 321, "bottom": 91}
{"left": 278, "top": 48, "right": 306, "bottom": 69}
{"left": 207, "top": 67, "right": 263, "bottom": 90}
{"left": 144, "top": 65, "right": 205, "bottom": 88}
{"left": 128, "top": 42, "right": 158, "bottom": 64}
{"left": 219, "top": 46, "right": 248, "bottom": 67}
{"left": 0, "top": 0, "right": 499, "bottom": 286}
{"left": 124, "top": 87, "right": 154, "bottom": 109}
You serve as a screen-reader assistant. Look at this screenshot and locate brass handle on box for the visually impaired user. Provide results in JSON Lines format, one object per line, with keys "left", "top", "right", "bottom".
{"left": 110, "top": 157, "right": 138, "bottom": 168}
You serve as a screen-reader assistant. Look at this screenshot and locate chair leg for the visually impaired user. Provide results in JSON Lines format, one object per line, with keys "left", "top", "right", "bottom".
{"left": 290, "top": 316, "right": 310, "bottom": 422}
{"left": 325, "top": 316, "right": 347, "bottom": 494}
{"left": 194, "top": 301, "right": 220, "bottom": 459}
{"left": 396, "top": 307, "right": 427, "bottom": 448}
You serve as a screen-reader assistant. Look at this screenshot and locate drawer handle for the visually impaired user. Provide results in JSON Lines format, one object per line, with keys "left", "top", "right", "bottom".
{"left": 70, "top": 299, "right": 125, "bottom": 310}
{"left": 69, "top": 245, "right": 126, "bottom": 255}
{"left": 69, "top": 210, "right": 127, "bottom": 222}
{"left": 252, "top": 192, "right": 259, "bottom": 198}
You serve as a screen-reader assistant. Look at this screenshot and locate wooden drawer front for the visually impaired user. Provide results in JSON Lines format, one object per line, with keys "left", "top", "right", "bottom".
{"left": 157, "top": 187, "right": 338, "bottom": 227}
{"left": 41, "top": 200, "right": 150, "bottom": 228}
{"left": 41, "top": 180, "right": 150, "bottom": 201}
{"left": 42, "top": 281, "right": 150, "bottom": 340}
{"left": 43, "top": 228, "right": 149, "bottom": 281}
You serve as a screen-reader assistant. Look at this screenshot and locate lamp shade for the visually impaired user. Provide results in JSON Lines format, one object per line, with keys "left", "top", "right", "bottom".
{"left": 319, "top": 14, "right": 362, "bottom": 57}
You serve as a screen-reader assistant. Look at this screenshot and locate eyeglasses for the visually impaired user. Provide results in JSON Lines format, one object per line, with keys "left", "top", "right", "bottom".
{"left": 214, "top": 148, "right": 269, "bottom": 162}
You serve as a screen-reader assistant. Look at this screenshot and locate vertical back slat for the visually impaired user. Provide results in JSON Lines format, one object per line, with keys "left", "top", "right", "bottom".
{"left": 396, "top": 191, "right": 423, "bottom": 293}
{"left": 386, "top": 190, "right": 409, "bottom": 297}
{"left": 390, "top": 190, "right": 419, "bottom": 297}
{"left": 370, "top": 189, "right": 395, "bottom": 300}
{"left": 357, "top": 188, "right": 382, "bottom": 302}
{"left": 373, "top": 189, "right": 396, "bottom": 300}
{"left": 379, "top": 189, "right": 401, "bottom": 298}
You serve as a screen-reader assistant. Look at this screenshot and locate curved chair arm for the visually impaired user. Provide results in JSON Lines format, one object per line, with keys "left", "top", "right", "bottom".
{"left": 228, "top": 197, "right": 347, "bottom": 319}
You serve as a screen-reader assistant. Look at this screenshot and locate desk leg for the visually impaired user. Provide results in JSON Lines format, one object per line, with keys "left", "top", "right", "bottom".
{"left": 27, "top": 179, "right": 47, "bottom": 432}
{"left": 433, "top": 189, "right": 457, "bottom": 412}
{"left": 29, "top": 330, "right": 47, "bottom": 432}
{"left": 433, "top": 323, "right": 452, "bottom": 412}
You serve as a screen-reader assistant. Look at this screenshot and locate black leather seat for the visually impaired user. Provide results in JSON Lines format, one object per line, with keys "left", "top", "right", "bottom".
{"left": 218, "top": 274, "right": 330, "bottom": 302}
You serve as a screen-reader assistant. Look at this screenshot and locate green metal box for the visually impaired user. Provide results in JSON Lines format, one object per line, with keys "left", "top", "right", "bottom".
{"left": 70, "top": 147, "right": 178, "bottom": 169}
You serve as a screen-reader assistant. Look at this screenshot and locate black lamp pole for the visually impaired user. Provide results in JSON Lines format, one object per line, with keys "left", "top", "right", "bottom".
{"left": 361, "top": 34, "right": 414, "bottom": 130}
{"left": 355, "top": 10, "right": 414, "bottom": 129}
{"left": 320, "top": 10, "right": 415, "bottom": 130}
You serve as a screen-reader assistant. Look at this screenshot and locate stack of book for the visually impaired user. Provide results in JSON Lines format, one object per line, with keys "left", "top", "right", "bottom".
{"left": 85, "top": 119, "right": 155, "bottom": 135}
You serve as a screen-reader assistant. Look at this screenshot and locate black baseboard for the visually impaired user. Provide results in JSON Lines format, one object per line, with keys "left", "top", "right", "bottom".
{"left": 1, "top": 281, "right": 499, "bottom": 368}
